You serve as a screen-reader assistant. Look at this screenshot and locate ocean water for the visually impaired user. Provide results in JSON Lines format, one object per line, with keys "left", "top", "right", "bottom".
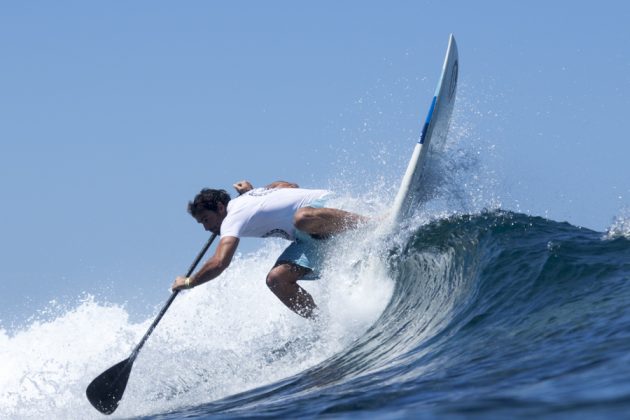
{"left": 2, "top": 85, "right": 630, "bottom": 418}
{"left": 2, "top": 208, "right": 630, "bottom": 419}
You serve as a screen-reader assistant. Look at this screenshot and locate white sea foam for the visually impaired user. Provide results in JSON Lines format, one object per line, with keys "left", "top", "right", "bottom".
{"left": 0, "top": 208, "right": 394, "bottom": 419}
{"left": 604, "top": 208, "right": 630, "bottom": 240}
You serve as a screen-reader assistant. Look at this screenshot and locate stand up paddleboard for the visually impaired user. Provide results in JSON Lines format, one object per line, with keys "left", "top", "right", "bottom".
{"left": 389, "top": 34, "right": 458, "bottom": 225}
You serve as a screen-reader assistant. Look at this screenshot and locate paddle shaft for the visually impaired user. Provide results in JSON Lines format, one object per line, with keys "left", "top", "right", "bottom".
{"left": 128, "top": 233, "right": 217, "bottom": 362}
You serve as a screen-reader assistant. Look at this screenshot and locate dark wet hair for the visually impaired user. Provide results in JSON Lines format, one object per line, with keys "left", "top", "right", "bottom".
{"left": 188, "top": 188, "right": 231, "bottom": 217}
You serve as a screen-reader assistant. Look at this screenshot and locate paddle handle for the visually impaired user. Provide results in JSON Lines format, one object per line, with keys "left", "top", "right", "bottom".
{"left": 129, "top": 233, "right": 218, "bottom": 361}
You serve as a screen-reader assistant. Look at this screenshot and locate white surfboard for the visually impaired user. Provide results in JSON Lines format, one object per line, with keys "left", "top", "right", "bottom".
{"left": 389, "top": 34, "right": 459, "bottom": 225}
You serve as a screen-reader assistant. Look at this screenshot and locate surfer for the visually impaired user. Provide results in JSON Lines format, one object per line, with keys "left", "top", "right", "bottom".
{"left": 171, "top": 182, "right": 367, "bottom": 319}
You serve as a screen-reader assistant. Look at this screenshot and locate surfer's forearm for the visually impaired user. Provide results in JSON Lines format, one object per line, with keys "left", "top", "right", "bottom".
{"left": 171, "top": 236, "right": 239, "bottom": 291}
{"left": 171, "top": 258, "right": 226, "bottom": 291}
{"left": 190, "top": 257, "right": 228, "bottom": 286}
{"left": 189, "top": 236, "right": 239, "bottom": 286}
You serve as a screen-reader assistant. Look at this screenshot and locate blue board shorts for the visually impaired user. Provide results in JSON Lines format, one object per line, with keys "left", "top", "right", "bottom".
{"left": 275, "top": 194, "right": 332, "bottom": 280}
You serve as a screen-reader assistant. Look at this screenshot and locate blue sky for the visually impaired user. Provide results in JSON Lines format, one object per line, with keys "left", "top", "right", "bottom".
{"left": 1, "top": 1, "right": 629, "bottom": 325}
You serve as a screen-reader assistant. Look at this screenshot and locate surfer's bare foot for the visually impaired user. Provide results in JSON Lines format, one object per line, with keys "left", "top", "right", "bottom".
{"left": 266, "top": 263, "right": 318, "bottom": 319}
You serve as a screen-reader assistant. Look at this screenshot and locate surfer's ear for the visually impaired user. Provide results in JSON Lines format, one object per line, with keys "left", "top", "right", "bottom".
{"left": 217, "top": 202, "right": 227, "bottom": 216}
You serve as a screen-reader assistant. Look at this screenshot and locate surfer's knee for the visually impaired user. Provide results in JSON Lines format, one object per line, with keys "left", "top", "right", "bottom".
{"left": 266, "top": 263, "right": 306, "bottom": 292}
{"left": 266, "top": 270, "right": 282, "bottom": 291}
{"left": 293, "top": 207, "right": 316, "bottom": 232}
{"left": 266, "top": 265, "right": 291, "bottom": 291}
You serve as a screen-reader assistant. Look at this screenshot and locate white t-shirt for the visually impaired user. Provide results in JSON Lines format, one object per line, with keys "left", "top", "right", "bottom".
{"left": 220, "top": 187, "right": 331, "bottom": 241}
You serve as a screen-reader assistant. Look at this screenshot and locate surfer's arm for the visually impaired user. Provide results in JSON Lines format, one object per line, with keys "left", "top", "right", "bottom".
{"left": 171, "top": 236, "right": 240, "bottom": 291}
{"left": 265, "top": 181, "right": 299, "bottom": 189}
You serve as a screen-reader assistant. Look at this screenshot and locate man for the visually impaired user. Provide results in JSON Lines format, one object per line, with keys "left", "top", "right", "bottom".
{"left": 171, "top": 181, "right": 367, "bottom": 319}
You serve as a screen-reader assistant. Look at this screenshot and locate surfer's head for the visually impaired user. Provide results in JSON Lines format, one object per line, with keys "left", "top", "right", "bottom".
{"left": 188, "top": 188, "right": 231, "bottom": 234}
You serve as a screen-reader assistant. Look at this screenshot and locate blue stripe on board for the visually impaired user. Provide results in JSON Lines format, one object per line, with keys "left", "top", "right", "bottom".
{"left": 419, "top": 96, "right": 437, "bottom": 144}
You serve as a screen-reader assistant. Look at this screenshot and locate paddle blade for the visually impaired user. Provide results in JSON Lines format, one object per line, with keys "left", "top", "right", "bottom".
{"left": 86, "top": 358, "right": 133, "bottom": 415}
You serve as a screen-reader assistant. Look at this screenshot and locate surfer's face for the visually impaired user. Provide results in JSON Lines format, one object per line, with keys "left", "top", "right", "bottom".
{"left": 194, "top": 204, "right": 226, "bottom": 235}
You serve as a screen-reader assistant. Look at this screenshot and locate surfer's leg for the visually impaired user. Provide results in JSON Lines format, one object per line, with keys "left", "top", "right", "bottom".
{"left": 266, "top": 263, "right": 317, "bottom": 319}
{"left": 294, "top": 207, "right": 368, "bottom": 238}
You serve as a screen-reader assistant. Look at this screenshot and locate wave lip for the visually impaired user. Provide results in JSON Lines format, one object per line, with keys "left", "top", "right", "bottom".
{"left": 604, "top": 209, "right": 630, "bottom": 240}
{"left": 167, "top": 211, "right": 630, "bottom": 418}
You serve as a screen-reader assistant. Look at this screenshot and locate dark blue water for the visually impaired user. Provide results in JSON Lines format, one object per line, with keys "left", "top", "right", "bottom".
{"left": 143, "top": 211, "right": 630, "bottom": 418}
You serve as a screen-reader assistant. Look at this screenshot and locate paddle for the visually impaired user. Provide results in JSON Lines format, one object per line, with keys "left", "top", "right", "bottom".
{"left": 86, "top": 233, "right": 217, "bottom": 414}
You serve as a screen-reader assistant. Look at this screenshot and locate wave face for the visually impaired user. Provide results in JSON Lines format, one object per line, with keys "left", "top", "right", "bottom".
{"left": 153, "top": 211, "right": 630, "bottom": 418}
{"left": 3, "top": 211, "right": 630, "bottom": 418}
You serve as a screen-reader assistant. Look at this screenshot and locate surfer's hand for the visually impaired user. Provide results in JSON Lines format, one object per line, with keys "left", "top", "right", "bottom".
{"left": 233, "top": 180, "right": 253, "bottom": 195}
{"left": 171, "top": 276, "right": 192, "bottom": 292}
